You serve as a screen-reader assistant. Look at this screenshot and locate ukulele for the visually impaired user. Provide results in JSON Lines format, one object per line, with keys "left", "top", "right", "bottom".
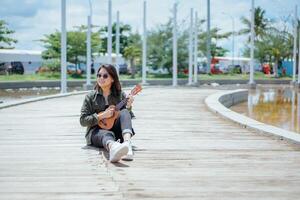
{"left": 98, "top": 84, "right": 142, "bottom": 130}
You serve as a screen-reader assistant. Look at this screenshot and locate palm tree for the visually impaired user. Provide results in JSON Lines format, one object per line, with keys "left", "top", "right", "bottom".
{"left": 258, "top": 28, "right": 292, "bottom": 77}
{"left": 198, "top": 26, "right": 231, "bottom": 57}
{"left": 239, "top": 7, "right": 270, "bottom": 42}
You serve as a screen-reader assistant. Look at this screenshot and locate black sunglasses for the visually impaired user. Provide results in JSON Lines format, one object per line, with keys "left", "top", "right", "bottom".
{"left": 97, "top": 73, "right": 109, "bottom": 79}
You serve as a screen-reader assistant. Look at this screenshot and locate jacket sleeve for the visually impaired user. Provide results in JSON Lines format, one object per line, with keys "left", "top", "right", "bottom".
{"left": 121, "top": 91, "right": 136, "bottom": 118}
{"left": 80, "top": 95, "right": 99, "bottom": 127}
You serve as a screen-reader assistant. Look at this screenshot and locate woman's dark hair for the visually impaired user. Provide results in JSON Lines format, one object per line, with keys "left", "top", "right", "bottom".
{"left": 94, "top": 64, "right": 122, "bottom": 97}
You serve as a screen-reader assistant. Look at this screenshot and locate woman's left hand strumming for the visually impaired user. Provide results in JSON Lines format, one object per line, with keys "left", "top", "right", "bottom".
{"left": 126, "top": 94, "right": 134, "bottom": 109}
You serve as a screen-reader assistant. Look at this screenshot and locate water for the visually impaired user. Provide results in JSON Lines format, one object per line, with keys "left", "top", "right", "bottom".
{"left": 231, "top": 85, "right": 300, "bottom": 133}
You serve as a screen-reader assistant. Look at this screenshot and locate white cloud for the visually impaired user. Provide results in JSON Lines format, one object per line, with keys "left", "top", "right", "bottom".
{"left": 1, "top": 0, "right": 298, "bottom": 56}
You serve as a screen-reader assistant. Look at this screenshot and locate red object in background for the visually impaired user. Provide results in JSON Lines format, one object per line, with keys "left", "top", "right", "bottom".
{"left": 210, "top": 64, "right": 223, "bottom": 74}
{"left": 282, "top": 68, "right": 286, "bottom": 76}
{"left": 183, "top": 69, "right": 188, "bottom": 75}
{"left": 262, "top": 63, "right": 270, "bottom": 74}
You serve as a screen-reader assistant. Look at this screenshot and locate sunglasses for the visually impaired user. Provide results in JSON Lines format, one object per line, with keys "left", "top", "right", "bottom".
{"left": 97, "top": 73, "right": 109, "bottom": 79}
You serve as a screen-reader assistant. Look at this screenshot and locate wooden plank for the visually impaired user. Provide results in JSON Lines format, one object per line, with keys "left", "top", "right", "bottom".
{"left": 1, "top": 87, "right": 300, "bottom": 200}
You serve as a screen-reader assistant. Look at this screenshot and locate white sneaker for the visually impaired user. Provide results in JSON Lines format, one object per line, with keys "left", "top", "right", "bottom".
{"left": 122, "top": 140, "right": 134, "bottom": 161}
{"left": 109, "top": 141, "right": 129, "bottom": 163}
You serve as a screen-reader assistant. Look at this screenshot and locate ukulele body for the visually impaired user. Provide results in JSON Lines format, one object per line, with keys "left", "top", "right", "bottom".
{"left": 98, "top": 106, "right": 120, "bottom": 130}
{"left": 97, "top": 84, "right": 142, "bottom": 130}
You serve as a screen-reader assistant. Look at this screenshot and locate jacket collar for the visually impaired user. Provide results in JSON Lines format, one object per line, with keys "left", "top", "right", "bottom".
{"left": 95, "top": 87, "right": 103, "bottom": 95}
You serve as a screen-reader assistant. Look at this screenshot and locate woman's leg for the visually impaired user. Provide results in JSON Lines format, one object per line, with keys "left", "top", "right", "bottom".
{"left": 91, "top": 127, "right": 129, "bottom": 162}
{"left": 91, "top": 128, "right": 115, "bottom": 151}
{"left": 111, "top": 109, "right": 134, "bottom": 142}
{"left": 111, "top": 109, "right": 134, "bottom": 160}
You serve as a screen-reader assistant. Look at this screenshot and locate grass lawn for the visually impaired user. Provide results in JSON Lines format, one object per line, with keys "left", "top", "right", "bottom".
{"left": 0, "top": 72, "right": 292, "bottom": 82}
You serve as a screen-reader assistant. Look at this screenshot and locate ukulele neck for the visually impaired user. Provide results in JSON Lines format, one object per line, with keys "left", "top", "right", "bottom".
{"left": 116, "top": 98, "right": 128, "bottom": 111}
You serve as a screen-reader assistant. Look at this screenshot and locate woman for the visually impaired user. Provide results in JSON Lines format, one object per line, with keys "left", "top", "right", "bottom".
{"left": 80, "top": 64, "right": 135, "bottom": 163}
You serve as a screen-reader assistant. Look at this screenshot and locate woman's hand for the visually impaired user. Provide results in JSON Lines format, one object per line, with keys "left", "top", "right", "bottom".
{"left": 126, "top": 94, "right": 134, "bottom": 109}
{"left": 98, "top": 106, "right": 115, "bottom": 119}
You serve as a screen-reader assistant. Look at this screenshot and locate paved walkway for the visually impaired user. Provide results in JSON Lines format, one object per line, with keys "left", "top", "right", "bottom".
{"left": 0, "top": 86, "right": 300, "bottom": 200}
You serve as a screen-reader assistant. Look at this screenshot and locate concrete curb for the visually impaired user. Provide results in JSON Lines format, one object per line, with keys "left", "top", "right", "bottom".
{"left": 0, "top": 85, "right": 134, "bottom": 109}
{"left": 0, "top": 79, "right": 293, "bottom": 89}
{"left": 205, "top": 89, "right": 300, "bottom": 145}
{"left": 0, "top": 91, "right": 88, "bottom": 110}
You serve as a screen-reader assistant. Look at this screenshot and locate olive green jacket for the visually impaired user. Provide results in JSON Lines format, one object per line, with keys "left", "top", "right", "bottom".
{"left": 80, "top": 89, "right": 134, "bottom": 145}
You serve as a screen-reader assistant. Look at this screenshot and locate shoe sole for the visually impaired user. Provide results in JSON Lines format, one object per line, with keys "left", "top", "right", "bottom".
{"left": 110, "top": 146, "right": 129, "bottom": 163}
{"left": 122, "top": 156, "right": 133, "bottom": 161}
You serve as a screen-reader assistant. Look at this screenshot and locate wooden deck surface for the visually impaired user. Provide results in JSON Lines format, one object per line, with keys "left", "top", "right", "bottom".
{"left": 0, "top": 86, "right": 300, "bottom": 200}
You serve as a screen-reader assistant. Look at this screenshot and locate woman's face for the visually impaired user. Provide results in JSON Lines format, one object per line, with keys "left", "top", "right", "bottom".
{"left": 97, "top": 68, "right": 114, "bottom": 89}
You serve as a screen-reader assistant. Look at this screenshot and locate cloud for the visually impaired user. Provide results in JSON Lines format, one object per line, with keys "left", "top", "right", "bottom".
{"left": 0, "top": 0, "right": 298, "bottom": 55}
{"left": 0, "top": 0, "right": 56, "bottom": 18}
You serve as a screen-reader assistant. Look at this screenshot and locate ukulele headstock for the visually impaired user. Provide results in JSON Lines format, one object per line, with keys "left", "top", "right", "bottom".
{"left": 130, "top": 84, "right": 142, "bottom": 96}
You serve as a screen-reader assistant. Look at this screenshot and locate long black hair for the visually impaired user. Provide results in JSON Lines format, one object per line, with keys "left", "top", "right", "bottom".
{"left": 94, "top": 64, "right": 122, "bottom": 98}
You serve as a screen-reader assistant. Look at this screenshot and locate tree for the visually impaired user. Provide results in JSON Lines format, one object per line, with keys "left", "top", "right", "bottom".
{"left": 238, "top": 6, "right": 271, "bottom": 42}
{"left": 147, "top": 19, "right": 189, "bottom": 74}
{"left": 198, "top": 27, "right": 231, "bottom": 58}
{"left": 40, "top": 27, "right": 101, "bottom": 69}
{"left": 258, "top": 28, "right": 292, "bottom": 77}
{"left": 0, "top": 20, "right": 17, "bottom": 49}
{"left": 123, "top": 32, "right": 141, "bottom": 78}
{"left": 98, "top": 23, "right": 132, "bottom": 55}
{"left": 146, "top": 18, "right": 230, "bottom": 74}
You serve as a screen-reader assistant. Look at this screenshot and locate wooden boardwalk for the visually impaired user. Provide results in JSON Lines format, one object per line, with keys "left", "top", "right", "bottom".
{"left": 0, "top": 86, "right": 300, "bottom": 200}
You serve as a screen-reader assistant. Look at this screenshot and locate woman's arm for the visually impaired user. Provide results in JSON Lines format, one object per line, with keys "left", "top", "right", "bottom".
{"left": 80, "top": 95, "right": 98, "bottom": 127}
{"left": 121, "top": 91, "right": 135, "bottom": 118}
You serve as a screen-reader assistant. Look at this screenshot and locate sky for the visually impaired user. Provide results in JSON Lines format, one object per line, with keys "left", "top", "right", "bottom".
{"left": 0, "top": 0, "right": 298, "bottom": 56}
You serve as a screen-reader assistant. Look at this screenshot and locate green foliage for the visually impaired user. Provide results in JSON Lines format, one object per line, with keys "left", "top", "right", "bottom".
{"left": 239, "top": 7, "right": 297, "bottom": 77}
{"left": 40, "top": 27, "right": 101, "bottom": 66}
{"left": 147, "top": 19, "right": 185, "bottom": 73}
{"left": 41, "top": 59, "right": 61, "bottom": 73}
{"left": 98, "top": 23, "right": 132, "bottom": 55}
{"left": 238, "top": 6, "right": 271, "bottom": 42}
{"left": 0, "top": 20, "right": 17, "bottom": 49}
{"left": 147, "top": 18, "right": 230, "bottom": 74}
{"left": 198, "top": 26, "right": 231, "bottom": 57}
{"left": 123, "top": 32, "right": 142, "bottom": 78}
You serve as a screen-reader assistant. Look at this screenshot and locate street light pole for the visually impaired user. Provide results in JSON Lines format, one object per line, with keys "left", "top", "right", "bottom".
{"left": 249, "top": 0, "right": 256, "bottom": 88}
{"left": 116, "top": 11, "right": 120, "bottom": 75}
{"left": 293, "top": 5, "right": 298, "bottom": 85}
{"left": 194, "top": 11, "right": 198, "bottom": 84}
{"left": 107, "top": 0, "right": 112, "bottom": 64}
{"left": 296, "top": 6, "right": 300, "bottom": 85}
{"left": 142, "top": 1, "right": 147, "bottom": 85}
{"left": 206, "top": 0, "right": 211, "bottom": 74}
{"left": 188, "top": 8, "right": 194, "bottom": 85}
{"left": 85, "top": 0, "right": 92, "bottom": 89}
{"left": 172, "top": 3, "right": 178, "bottom": 86}
{"left": 61, "top": 0, "right": 67, "bottom": 93}
{"left": 222, "top": 12, "right": 235, "bottom": 66}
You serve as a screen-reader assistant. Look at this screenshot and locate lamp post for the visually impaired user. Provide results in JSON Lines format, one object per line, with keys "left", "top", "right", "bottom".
{"left": 193, "top": 11, "right": 198, "bottom": 84}
{"left": 60, "top": 0, "right": 67, "bottom": 93}
{"left": 116, "top": 11, "right": 120, "bottom": 75}
{"left": 188, "top": 8, "right": 194, "bottom": 85}
{"left": 142, "top": 1, "right": 147, "bottom": 85}
{"left": 206, "top": 0, "right": 211, "bottom": 74}
{"left": 249, "top": 0, "right": 256, "bottom": 88}
{"left": 84, "top": 0, "right": 93, "bottom": 90}
{"left": 172, "top": 3, "right": 178, "bottom": 86}
{"left": 222, "top": 12, "right": 235, "bottom": 67}
{"left": 107, "top": 0, "right": 112, "bottom": 64}
{"left": 292, "top": 5, "right": 298, "bottom": 85}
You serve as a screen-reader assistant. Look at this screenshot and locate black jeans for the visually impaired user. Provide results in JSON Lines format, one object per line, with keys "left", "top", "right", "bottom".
{"left": 91, "top": 109, "right": 134, "bottom": 150}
